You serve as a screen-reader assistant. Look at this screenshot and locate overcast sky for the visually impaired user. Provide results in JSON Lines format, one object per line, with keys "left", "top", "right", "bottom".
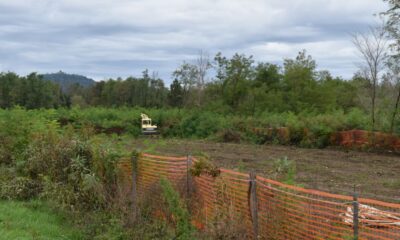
{"left": 0, "top": 0, "right": 387, "bottom": 82}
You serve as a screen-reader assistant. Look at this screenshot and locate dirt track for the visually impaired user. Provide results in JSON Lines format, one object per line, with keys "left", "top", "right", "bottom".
{"left": 128, "top": 138, "right": 400, "bottom": 203}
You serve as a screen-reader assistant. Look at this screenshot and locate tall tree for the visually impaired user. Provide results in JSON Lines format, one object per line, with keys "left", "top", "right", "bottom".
{"left": 172, "top": 62, "right": 198, "bottom": 107}
{"left": 352, "top": 26, "right": 388, "bottom": 131}
{"left": 254, "top": 63, "right": 281, "bottom": 90}
{"left": 382, "top": 0, "right": 400, "bottom": 57}
{"left": 195, "top": 51, "right": 212, "bottom": 106}
{"left": 250, "top": 63, "right": 283, "bottom": 114}
{"left": 386, "top": 58, "right": 400, "bottom": 133}
{"left": 382, "top": 0, "right": 400, "bottom": 133}
{"left": 0, "top": 72, "right": 18, "bottom": 108}
{"left": 214, "top": 52, "right": 254, "bottom": 111}
{"left": 283, "top": 50, "right": 319, "bottom": 112}
{"left": 168, "top": 79, "right": 183, "bottom": 107}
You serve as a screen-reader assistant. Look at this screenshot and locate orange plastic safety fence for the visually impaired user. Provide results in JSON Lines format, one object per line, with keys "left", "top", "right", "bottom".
{"left": 137, "top": 153, "right": 188, "bottom": 196}
{"left": 193, "top": 168, "right": 253, "bottom": 232}
{"left": 123, "top": 153, "right": 400, "bottom": 240}
{"left": 257, "top": 176, "right": 351, "bottom": 239}
{"left": 333, "top": 130, "right": 400, "bottom": 152}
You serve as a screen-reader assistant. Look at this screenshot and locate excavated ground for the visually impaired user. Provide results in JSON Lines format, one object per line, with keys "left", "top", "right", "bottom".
{"left": 126, "top": 137, "right": 400, "bottom": 203}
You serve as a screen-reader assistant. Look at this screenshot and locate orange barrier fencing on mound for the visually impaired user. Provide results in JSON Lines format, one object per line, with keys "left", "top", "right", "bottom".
{"left": 331, "top": 130, "right": 400, "bottom": 152}
{"left": 122, "top": 153, "right": 400, "bottom": 240}
{"left": 252, "top": 127, "right": 400, "bottom": 152}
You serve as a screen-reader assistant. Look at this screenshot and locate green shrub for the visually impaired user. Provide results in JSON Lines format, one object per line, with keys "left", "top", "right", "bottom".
{"left": 273, "top": 157, "right": 297, "bottom": 185}
{"left": 0, "top": 177, "right": 41, "bottom": 200}
{"left": 180, "top": 112, "right": 222, "bottom": 138}
{"left": 160, "top": 178, "right": 195, "bottom": 240}
{"left": 190, "top": 157, "right": 220, "bottom": 177}
{"left": 344, "top": 108, "right": 369, "bottom": 130}
{"left": 214, "top": 128, "right": 242, "bottom": 143}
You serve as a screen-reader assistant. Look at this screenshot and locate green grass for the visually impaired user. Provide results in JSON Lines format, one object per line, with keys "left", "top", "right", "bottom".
{"left": 0, "top": 200, "right": 84, "bottom": 240}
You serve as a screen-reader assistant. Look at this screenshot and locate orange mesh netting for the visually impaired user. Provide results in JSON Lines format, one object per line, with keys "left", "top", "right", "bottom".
{"left": 194, "top": 168, "right": 253, "bottom": 232}
{"left": 332, "top": 130, "right": 400, "bottom": 152}
{"left": 122, "top": 153, "right": 400, "bottom": 239}
{"left": 137, "top": 153, "right": 187, "bottom": 195}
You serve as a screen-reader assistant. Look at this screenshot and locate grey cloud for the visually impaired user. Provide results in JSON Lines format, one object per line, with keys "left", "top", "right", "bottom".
{"left": 0, "top": 0, "right": 388, "bottom": 81}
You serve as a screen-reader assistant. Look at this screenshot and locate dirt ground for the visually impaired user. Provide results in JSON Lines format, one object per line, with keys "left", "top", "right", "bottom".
{"left": 127, "top": 138, "right": 400, "bottom": 203}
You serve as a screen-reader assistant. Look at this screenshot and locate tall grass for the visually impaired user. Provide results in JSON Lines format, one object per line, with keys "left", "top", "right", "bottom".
{"left": 0, "top": 200, "right": 84, "bottom": 240}
{"left": 160, "top": 178, "right": 195, "bottom": 240}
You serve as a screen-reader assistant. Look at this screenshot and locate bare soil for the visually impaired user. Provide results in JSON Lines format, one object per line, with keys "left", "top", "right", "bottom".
{"left": 128, "top": 138, "right": 400, "bottom": 203}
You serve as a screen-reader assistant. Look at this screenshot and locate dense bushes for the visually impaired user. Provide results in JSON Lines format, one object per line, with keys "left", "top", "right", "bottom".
{"left": 2, "top": 107, "right": 393, "bottom": 149}
{"left": 0, "top": 107, "right": 215, "bottom": 239}
{"left": 0, "top": 110, "right": 120, "bottom": 208}
{"left": 0, "top": 107, "right": 396, "bottom": 175}
{"left": 0, "top": 107, "right": 397, "bottom": 238}
{"left": 0, "top": 109, "right": 138, "bottom": 239}
{"left": 57, "top": 107, "right": 374, "bottom": 138}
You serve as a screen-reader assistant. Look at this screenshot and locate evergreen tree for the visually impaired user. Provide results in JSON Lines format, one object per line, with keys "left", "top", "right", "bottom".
{"left": 168, "top": 79, "right": 183, "bottom": 107}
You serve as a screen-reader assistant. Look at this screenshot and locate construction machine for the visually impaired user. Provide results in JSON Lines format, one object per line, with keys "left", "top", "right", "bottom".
{"left": 141, "top": 113, "right": 159, "bottom": 135}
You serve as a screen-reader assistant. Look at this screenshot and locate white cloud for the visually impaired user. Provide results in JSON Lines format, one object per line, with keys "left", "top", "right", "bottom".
{"left": 247, "top": 40, "right": 359, "bottom": 77}
{"left": 0, "top": 0, "right": 388, "bottom": 81}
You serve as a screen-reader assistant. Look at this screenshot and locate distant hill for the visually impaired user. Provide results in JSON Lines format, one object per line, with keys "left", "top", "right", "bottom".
{"left": 42, "top": 71, "right": 95, "bottom": 91}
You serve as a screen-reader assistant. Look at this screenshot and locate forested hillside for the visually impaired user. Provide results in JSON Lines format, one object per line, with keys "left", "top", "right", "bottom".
{"left": 0, "top": 72, "right": 67, "bottom": 109}
{"left": 42, "top": 71, "right": 95, "bottom": 91}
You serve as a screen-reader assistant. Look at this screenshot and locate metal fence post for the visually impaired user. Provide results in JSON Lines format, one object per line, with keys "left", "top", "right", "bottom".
{"left": 249, "top": 171, "right": 259, "bottom": 238}
{"left": 187, "top": 154, "right": 192, "bottom": 198}
{"left": 353, "top": 189, "right": 359, "bottom": 240}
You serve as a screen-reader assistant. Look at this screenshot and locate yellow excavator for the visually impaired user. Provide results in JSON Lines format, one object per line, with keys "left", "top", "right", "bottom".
{"left": 141, "top": 113, "right": 159, "bottom": 135}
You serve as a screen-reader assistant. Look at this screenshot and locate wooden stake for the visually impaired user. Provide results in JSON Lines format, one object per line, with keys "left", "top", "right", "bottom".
{"left": 249, "top": 171, "right": 259, "bottom": 238}
{"left": 353, "top": 186, "right": 359, "bottom": 240}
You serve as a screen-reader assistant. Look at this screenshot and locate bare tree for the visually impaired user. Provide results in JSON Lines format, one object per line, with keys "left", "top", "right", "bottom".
{"left": 352, "top": 26, "right": 388, "bottom": 132}
{"left": 173, "top": 50, "right": 212, "bottom": 108}
{"left": 195, "top": 50, "right": 212, "bottom": 106}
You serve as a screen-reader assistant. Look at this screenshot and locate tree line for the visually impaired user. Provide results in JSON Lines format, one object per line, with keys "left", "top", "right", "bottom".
{"left": 0, "top": 51, "right": 361, "bottom": 112}
{"left": 1, "top": 0, "right": 400, "bottom": 133}
{"left": 0, "top": 49, "right": 399, "bottom": 131}
{"left": 0, "top": 72, "right": 68, "bottom": 109}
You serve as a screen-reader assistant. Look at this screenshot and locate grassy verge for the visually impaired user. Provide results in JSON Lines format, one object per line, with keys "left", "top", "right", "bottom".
{"left": 0, "top": 200, "right": 83, "bottom": 240}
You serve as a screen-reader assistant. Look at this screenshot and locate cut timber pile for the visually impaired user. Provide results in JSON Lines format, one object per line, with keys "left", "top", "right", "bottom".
{"left": 342, "top": 204, "right": 400, "bottom": 227}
